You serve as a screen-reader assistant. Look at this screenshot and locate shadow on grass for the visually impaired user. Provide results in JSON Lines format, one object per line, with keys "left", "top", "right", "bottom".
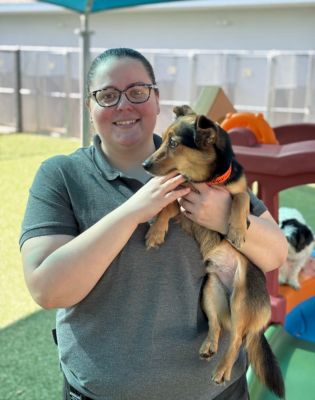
{"left": 280, "top": 185, "right": 315, "bottom": 232}
{"left": 0, "top": 309, "right": 63, "bottom": 400}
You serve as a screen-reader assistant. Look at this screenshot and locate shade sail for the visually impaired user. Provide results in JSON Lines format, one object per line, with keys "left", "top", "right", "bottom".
{"left": 40, "top": 0, "right": 184, "bottom": 13}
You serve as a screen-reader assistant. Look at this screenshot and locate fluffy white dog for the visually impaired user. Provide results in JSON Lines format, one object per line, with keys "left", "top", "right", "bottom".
{"left": 278, "top": 207, "right": 314, "bottom": 290}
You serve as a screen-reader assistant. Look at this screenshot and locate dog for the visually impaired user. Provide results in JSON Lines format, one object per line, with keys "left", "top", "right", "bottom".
{"left": 279, "top": 207, "right": 314, "bottom": 290}
{"left": 142, "top": 105, "right": 285, "bottom": 398}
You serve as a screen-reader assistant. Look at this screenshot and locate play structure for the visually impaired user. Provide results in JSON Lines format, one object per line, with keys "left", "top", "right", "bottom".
{"left": 224, "top": 115, "right": 315, "bottom": 322}
{"left": 220, "top": 112, "right": 315, "bottom": 399}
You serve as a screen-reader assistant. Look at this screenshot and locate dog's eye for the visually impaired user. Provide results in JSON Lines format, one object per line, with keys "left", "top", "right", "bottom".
{"left": 169, "top": 138, "right": 178, "bottom": 149}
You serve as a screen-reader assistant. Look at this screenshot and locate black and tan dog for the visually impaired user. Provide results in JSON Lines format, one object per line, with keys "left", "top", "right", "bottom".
{"left": 143, "top": 105, "right": 285, "bottom": 398}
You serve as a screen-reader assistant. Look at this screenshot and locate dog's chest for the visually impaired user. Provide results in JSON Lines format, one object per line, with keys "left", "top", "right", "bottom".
{"left": 287, "top": 241, "right": 314, "bottom": 263}
{"left": 205, "top": 242, "right": 240, "bottom": 291}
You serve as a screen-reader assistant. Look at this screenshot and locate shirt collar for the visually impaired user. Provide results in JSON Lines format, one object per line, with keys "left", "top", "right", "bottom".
{"left": 92, "top": 134, "right": 162, "bottom": 181}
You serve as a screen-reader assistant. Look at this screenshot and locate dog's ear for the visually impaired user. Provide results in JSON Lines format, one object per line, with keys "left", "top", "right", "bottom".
{"left": 194, "top": 115, "right": 218, "bottom": 149}
{"left": 173, "top": 105, "right": 196, "bottom": 119}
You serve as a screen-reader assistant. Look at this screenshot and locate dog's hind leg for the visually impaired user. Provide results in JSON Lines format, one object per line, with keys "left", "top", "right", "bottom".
{"left": 212, "top": 318, "right": 245, "bottom": 384}
{"left": 199, "top": 271, "right": 229, "bottom": 359}
{"left": 288, "top": 261, "right": 303, "bottom": 290}
{"left": 212, "top": 254, "right": 248, "bottom": 383}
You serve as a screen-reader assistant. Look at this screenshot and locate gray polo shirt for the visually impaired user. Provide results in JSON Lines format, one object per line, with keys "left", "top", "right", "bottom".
{"left": 20, "top": 135, "right": 266, "bottom": 400}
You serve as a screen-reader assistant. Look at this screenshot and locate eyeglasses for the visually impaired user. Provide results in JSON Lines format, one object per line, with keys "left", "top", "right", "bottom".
{"left": 90, "top": 83, "right": 158, "bottom": 108}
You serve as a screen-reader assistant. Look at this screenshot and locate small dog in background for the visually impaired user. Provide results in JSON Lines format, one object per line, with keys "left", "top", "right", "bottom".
{"left": 279, "top": 207, "right": 314, "bottom": 290}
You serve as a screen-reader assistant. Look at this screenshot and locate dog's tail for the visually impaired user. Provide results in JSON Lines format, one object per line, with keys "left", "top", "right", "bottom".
{"left": 246, "top": 331, "right": 285, "bottom": 399}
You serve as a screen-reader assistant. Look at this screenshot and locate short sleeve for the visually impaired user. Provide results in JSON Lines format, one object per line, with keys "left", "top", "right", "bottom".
{"left": 19, "top": 157, "right": 79, "bottom": 248}
{"left": 249, "top": 190, "right": 267, "bottom": 217}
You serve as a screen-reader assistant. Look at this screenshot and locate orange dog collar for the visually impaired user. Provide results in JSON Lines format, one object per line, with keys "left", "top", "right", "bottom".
{"left": 206, "top": 164, "right": 232, "bottom": 186}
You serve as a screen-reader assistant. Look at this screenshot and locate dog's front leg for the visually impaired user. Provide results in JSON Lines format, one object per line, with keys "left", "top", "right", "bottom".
{"left": 278, "top": 262, "right": 289, "bottom": 286}
{"left": 287, "top": 261, "right": 302, "bottom": 290}
{"left": 145, "top": 201, "right": 180, "bottom": 249}
{"left": 226, "top": 191, "right": 250, "bottom": 249}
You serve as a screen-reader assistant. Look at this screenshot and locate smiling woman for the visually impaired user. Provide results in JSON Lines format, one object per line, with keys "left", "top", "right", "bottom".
{"left": 85, "top": 50, "right": 160, "bottom": 168}
{"left": 19, "top": 47, "right": 287, "bottom": 400}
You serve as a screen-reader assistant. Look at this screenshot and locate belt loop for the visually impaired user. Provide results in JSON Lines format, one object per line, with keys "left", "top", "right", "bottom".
{"left": 52, "top": 328, "right": 58, "bottom": 345}
{"left": 64, "top": 372, "right": 91, "bottom": 400}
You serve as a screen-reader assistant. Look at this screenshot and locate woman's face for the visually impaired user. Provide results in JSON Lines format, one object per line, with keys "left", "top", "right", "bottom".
{"left": 87, "top": 57, "right": 160, "bottom": 153}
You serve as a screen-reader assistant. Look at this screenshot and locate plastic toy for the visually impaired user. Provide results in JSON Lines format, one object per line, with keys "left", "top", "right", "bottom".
{"left": 221, "top": 112, "right": 279, "bottom": 144}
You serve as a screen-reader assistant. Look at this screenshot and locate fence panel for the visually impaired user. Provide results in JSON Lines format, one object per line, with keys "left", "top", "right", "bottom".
{"left": 0, "top": 50, "right": 17, "bottom": 132}
{"left": 0, "top": 46, "right": 314, "bottom": 138}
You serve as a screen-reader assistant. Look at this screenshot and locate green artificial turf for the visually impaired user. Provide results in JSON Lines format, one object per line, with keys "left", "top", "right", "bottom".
{"left": 0, "top": 310, "right": 62, "bottom": 399}
{"left": 0, "top": 134, "right": 79, "bottom": 399}
{"left": 279, "top": 185, "right": 315, "bottom": 232}
{"left": 247, "top": 325, "right": 315, "bottom": 400}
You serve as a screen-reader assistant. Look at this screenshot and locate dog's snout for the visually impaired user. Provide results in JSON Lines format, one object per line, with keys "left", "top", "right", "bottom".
{"left": 142, "top": 158, "right": 152, "bottom": 170}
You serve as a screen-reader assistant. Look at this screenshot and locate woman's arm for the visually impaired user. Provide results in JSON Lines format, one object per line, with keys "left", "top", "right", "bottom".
{"left": 21, "top": 173, "right": 190, "bottom": 309}
{"left": 237, "top": 210, "right": 288, "bottom": 272}
{"left": 178, "top": 184, "right": 288, "bottom": 273}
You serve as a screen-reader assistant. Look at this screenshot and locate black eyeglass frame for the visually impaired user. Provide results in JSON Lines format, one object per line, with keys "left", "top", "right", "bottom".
{"left": 90, "top": 83, "right": 159, "bottom": 108}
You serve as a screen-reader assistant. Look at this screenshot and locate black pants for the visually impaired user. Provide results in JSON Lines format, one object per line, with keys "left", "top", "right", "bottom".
{"left": 214, "top": 374, "right": 249, "bottom": 400}
{"left": 63, "top": 373, "right": 249, "bottom": 400}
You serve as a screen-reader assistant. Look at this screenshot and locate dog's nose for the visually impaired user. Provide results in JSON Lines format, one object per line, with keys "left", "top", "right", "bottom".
{"left": 142, "top": 159, "right": 152, "bottom": 170}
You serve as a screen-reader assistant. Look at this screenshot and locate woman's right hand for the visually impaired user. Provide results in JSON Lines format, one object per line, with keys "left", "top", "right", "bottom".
{"left": 21, "top": 172, "right": 190, "bottom": 309}
{"left": 124, "top": 171, "right": 190, "bottom": 224}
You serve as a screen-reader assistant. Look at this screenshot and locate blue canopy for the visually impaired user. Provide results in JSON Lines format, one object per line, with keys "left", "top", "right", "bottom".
{"left": 40, "top": 0, "right": 183, "bottom": 13}
{"left": 37, "top": 0, "right": 184, "bottom": 145}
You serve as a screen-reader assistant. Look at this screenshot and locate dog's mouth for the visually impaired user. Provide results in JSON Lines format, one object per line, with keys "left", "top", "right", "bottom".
{"left": 142, "top": 158, "right": 176, "bottom": 176}
{"left": 142, "top": 159, "right": 207, "bottom": 183}
{"left": 142, "top": 150, "right": 214, "bottom": 182}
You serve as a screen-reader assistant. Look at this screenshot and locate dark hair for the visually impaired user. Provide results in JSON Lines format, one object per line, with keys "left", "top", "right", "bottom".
{"left": 86, "top": 48, "right": 157, "bottom": 96}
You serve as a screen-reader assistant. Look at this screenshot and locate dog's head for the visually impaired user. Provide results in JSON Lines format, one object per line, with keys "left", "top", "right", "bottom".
{"left": 281, "top": 218, "right": 314, "bottom": 253}
{"left": 143, "top": 105, "right": 234, "bottom": 182}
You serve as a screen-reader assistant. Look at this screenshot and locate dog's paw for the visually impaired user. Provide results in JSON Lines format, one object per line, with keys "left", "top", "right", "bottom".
{"left": 199, "top": 340, "right": 216, "bottom": 360}
{"left": 212, "top": 366, "right": 231, "bottom": 385}
{"left": 226, "top": 226, "right": 246, "bottom": 249}
{"left": 288, "top": 279, "right": 301, "bottom": 290}
{"left": 278, "top": 275, "right": 287, "bottom": 285}
{"left": 199, "top": 350, "right": 215, "bottom": 360}
{"left": 145, "top": 230, "right": 166, "bottom": 249}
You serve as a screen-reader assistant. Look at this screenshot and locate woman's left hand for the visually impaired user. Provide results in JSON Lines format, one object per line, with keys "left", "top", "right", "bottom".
{"left": 178, "top": 183, "right": 232, "bottom": 235}
{"left": 179, "top": 184, "right": 288, "bottom": 272}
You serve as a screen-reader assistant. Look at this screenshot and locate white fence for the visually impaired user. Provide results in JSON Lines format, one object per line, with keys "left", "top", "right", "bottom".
{"left": 0, "top": 46, "right": 315, "bottom": 138}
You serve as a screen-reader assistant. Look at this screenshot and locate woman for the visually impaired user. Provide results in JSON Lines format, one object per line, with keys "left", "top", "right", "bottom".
{"left": 20, "top": 48, "right": 287, "bottom": 400}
